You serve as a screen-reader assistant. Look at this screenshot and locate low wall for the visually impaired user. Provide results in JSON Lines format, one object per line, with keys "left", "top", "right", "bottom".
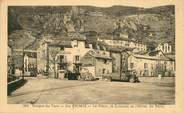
{"left": 138, "top": 76, "right": 175, "bottom": 83}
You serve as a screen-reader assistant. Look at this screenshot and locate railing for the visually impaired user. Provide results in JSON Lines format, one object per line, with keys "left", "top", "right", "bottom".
{"left": 73, "top": 60, "right": 81, "bottom": 64}
{"left": 59, "top": 59, "right": 67, "bottom": 64}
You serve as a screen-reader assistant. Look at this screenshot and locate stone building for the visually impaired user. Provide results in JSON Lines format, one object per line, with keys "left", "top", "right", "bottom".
{"left": 127, "top": 52, "right": 175, "bottom": 77}
{"left": 80, "top": 50, "right": 112, "bottom": 79}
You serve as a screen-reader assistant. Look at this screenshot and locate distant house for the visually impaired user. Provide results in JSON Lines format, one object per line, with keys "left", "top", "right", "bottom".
{"left": 8, "top": 46, "right": 14, "bottom": 75}
{"left": 80, "top": 50, "right": 112, "bottom": 79}
{"left": 108, "top": 47, "right": 175, "bottom": 77}
{"left": 128, "top": 52, "right": 175, "bottom": 77}
{"left": 24, "top": 52, "right": 37, "bottom": 72}
{"left": 156, "top": 42, "right": 173, "bottom": 54}
{"left": 11, "top": 49, "right": 37, "bottom": 76}
{"left": 8, "top": 46, "right": 13, "bottom": 65}
{"left": 149, "top": 50, "right": 175, "bottom": 73}
{"left": 97, "top": 33, "right": 147, "bottom": 52}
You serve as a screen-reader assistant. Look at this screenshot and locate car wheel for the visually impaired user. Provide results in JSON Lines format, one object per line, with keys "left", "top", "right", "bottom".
{"left": 129, "top": 77, "right": 135, "bottom": 83}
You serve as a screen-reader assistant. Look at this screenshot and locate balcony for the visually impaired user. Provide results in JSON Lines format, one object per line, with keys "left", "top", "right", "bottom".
{"left": 73, "top": 60, "right": 82, "bottom": 64}
{"left": 58, "top": 59, "right": 67, "bottom": 64}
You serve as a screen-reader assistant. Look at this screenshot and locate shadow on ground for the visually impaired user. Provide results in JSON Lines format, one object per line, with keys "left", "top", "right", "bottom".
{"left": 8, "top": 79, "right": 28, "bottom": 96}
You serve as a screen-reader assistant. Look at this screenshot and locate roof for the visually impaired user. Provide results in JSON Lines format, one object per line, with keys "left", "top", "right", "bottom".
{"left": 24, "top": 52, "right": 37, "bottom": 58}
{"left": 68, "top": 32, "right": 86, "bottom": 41}
{"left": 54, "top": 35, "right": 72, "bottom": 40}
{"left": 83, "top": 50, "right": 112, "bottom": 60}
{"left": 57, "top": 51, "right": 71, "bottom": 55}
{"left": 107, "top": 46, "right": 134, "bottom": 52}
{"left": 98, "top": 34, "right": 113, "bottom": 40}
{"left": 148, "top": 50, "right": 163, "bottom": 56}
{"left": 48, "top": 41, "right": 72, "bottom": 48}
{"left": 131, "top": 54, "right": 171, "bottom": 61}
{"left": 99, "top": 35, "right": 146, "bottom": 45}
{"left": 133, "top": 51, "right": 148, "bottom": 55}
{"left": 148, "top": 50, "right": 175, "bottom": 61}
{"left": 95, "top": 56, "right": 112, "bottom": 60}
{"left": 87, "top": 41, "right": 107, "bottom": 51}
{"left": 165, "top": 54, "right": 175, "bottom": 61}
{"left": 82, "top": 64, "right": 94, "bottom": 67}
{"left": 25, "top": 39, "right": 41, "bottom": 50}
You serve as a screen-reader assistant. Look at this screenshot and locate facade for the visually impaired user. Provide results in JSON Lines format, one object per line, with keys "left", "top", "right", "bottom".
{"left": 8, "top": 46, "right": 14, "bottom": 75}
{"left": 128, "top": 53, "right": 175, "bottom": 77}
{"left": 56, "top": 37, "right": 91, "bottom": 73}
{"left": 23, "top": 52, "right": 37, "bottom": 73}
{"left": 81, "top": 50, "right": 112, "bottom": 79}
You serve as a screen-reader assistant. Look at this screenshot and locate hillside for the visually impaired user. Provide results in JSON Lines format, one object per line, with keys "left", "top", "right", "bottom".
{"left": 8, "top": 5, "right": 175, "bottom": 51}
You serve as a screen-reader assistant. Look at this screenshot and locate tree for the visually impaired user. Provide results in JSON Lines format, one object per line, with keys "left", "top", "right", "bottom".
{"left": 48, "top": 46, "right": 60, "bottom": 78}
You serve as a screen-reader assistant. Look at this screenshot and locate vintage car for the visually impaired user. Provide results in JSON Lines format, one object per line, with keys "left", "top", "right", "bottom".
{"left": 108, "top": 70, "right": 140, "bottom": 83}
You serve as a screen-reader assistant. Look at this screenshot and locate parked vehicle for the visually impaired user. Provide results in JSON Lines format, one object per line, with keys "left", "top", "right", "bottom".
{"left": 108, "top": 70, "right": 139, "bottom": 83}
{"left": 65, "top": 70, "right": 80, "bottom": 80}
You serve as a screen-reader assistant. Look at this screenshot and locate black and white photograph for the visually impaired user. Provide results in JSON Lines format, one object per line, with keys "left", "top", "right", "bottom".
{"left": 7, "top": 5, "right": 175, "bottom": 105}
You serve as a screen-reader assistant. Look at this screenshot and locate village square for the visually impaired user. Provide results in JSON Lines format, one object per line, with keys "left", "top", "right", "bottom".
{"left": 7, "top": 6, "right": 175, "bottom": 104}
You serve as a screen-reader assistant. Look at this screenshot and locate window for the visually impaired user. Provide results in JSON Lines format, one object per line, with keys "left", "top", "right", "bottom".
{"left": 102, "top": 69, "right": 106, "bottom": 74}
{"left": 97, "top": 45, "right": 100, "bottom": 50}
{"left": 151, "top": 64, "right": 153, "bottom": 69}
{"left": 89, "top": 44, "right": 93, "bottom": 49}
{"left": 122, "top": 62, "right": 125, "bottom": 66}
{"left": 144, "top": 63, "right": 148, "bottom": 69}
{"left": 75, "top": 55, "right": 80, "bottom": 61}
{"left": 122, "top": 54, "right": 126, "bottom": 60}
{"left": 60, "top": 55, "right": 65, "bottom": 63}
{"left": 60, "top": 47, "right": 64, "bottom": 50}
{"left": 73, "top": 40, "right": 78, "bottom": 47}
{"left": 104, "top": 59, "right": 107, "bottom": 64}
{"left": 130, "top": 63, "right": 134, "bottom": 69}
{"left": 168, "top": 46, "right": 171, "bottom": 52}
{"left": 165, "top": 46, "right": 167, "bottom": 52}
{"left": 125, "top": 42, "right": 129, "bottom": 46}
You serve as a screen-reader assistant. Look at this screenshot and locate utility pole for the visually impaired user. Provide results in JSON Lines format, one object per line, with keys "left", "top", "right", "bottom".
{"left": 46, "top": 42, "right": 49, "bottom": 76}
{"left": 120, "top": 51, "right": 122, "bottom": 79}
